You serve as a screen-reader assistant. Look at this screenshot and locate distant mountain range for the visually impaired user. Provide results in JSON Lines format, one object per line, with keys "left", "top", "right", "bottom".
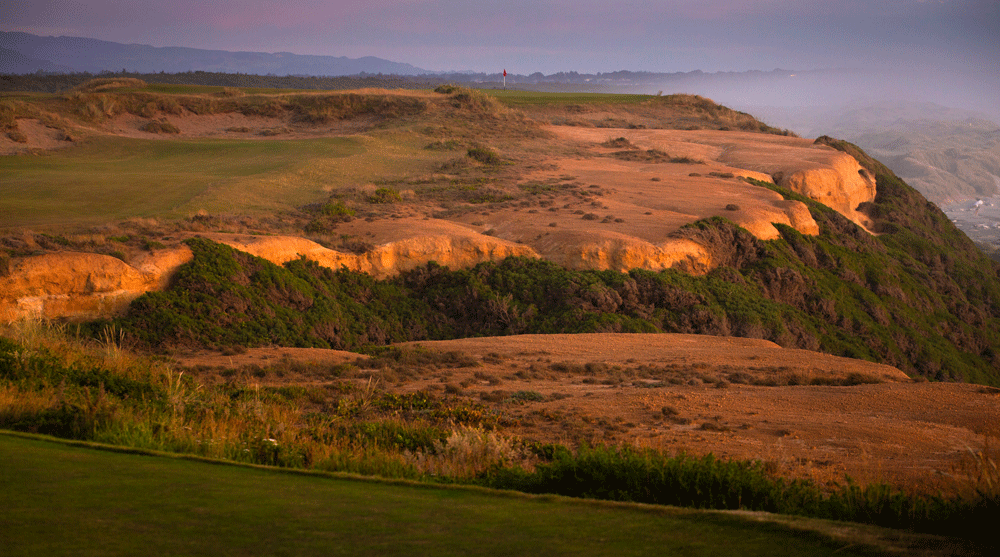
{"left": 0, "top": 31, "right": 428, "bottom": 76}
{"left": 0, "top": 31, "right": 862, "bottom": 88}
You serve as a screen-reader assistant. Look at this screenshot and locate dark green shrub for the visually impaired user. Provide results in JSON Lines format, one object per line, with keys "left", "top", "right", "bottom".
{"left": 505, "top": 390, "right": 545, "bottom": 403}
{"left": 368, "top": 188, "right": 402, "bottom": 204}
{"left": 477, "top": 444, "right": 999, "bottom": 540}
{"left": 141, "top": 239, "right": 165, "bottom": 251}
{"left": 139, "top": 119, "right": 180, "bottom": 134}
{"left": 321, "top": 200, "right": 356, "bottom": 217}
{"left": 601, "top": 137, "right": 636, "bottom": 149}
{"left": 467, "top": 146, "right": 502, "bottom": 165}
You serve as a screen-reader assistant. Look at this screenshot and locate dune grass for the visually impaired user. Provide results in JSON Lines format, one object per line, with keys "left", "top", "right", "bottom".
{"left": 1, "top": 432, "right": 952, "bottom": 557}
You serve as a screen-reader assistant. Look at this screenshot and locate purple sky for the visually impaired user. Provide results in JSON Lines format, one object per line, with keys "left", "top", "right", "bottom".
{"left": 3, "top": 0, "right": 998, "bottom": 75}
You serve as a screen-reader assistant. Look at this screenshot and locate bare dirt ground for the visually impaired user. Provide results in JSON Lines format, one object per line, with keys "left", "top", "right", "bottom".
{"left": 0, "top": 118, "right": 75, "bottom": 155}
{"left": 172, "top": 333, "right": 1000, "bottom": 493}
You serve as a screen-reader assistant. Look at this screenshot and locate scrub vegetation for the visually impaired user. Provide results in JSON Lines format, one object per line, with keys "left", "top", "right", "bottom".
{"left": 3, "top": 78, "right": 1000, "bottom": 549}
{"left": 108, "top": 155, "right": 1000, "bottom": 385}
{"left": 0, "top": 328, "right": 996, "bottom": 548}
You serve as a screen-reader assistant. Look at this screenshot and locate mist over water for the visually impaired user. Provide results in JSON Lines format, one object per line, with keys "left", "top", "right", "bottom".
{"left": 660, "top": 66, "right": 1000, "bottom": 234}
{"left": 592, "top": 64, "right": 1000, "bottom": 210}
{"left": 641, "top": 67, "right": 1000, "bottom": 136}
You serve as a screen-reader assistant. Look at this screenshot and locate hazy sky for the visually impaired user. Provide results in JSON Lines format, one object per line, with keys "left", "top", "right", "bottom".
{"left": 4, "top": 0, "right": 998, "bottom": 75}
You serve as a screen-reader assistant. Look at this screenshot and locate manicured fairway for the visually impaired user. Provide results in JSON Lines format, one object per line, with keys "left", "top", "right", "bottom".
{"left": 0, "top": 136, "right": 362, "bottom": 227}
{"left": 0, "top": 433, "right": 905, "bottom": 557}
{"left": 490, "top": 89, "right": 652, "bottom": 106}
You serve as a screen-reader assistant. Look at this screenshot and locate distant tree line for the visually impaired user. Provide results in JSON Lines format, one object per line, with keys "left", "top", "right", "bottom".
{"left": 1, "top": 68, "right": 812, "bottom": 94}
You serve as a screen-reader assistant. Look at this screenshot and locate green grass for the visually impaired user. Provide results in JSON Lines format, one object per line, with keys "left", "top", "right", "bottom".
{"left": 2, "top": 328, "right": 996, "bottom": 547}
{"left": 489, "top": 90, "right": 654, "bottom": 106}
{"left": 136, "top": 83, "right": 318, "bottom": 95}
{"left": 1, "top": 432, "right": 952, "bottom": 557}
{"left": 0, "top": 135, "right": 435, "bottom": 227}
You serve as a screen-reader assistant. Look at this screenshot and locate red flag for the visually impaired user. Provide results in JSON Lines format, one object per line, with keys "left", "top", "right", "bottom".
{"left": 503, "top": 69, "right": 506, "bottom": 77}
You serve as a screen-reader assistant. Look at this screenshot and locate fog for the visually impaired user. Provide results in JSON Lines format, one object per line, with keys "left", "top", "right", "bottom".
{"left": 640, "top": 67, "right": 1000, "bottom": 136}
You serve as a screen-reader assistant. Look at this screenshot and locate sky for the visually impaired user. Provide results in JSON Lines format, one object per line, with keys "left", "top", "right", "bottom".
{"left": 4, "top": 0, "right": 998, "bottom": 76}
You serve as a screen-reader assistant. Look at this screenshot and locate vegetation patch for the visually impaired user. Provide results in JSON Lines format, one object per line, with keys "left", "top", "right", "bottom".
{"left": 368, "top": 187, "right": 402, "bottom": 204}
{"left": 107, "top": 182, "right": 1000, "bottom": 388}
{"left": 1, "top": 331, "right": 997, "bottom": 547}
{"left": 139, "top": 119, "right": 180, "bottom": 134}
{"left": 0, "top": 324, "right": 1000, "bottom": 543}
{"left": 320, "top": 200, "right": 356, "bottom": 218}
{"left": 601, "top": 137, "right": 637, "bottom": 149}
{"left": 467, "top": 146, "right": 503, "bottom": 165}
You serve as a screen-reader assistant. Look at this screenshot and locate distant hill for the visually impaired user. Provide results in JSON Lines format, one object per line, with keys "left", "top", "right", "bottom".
{"left": 0, "top": 47, "right": 74, "bottom": 74}
{"left": 0, "top": 31, "right": 428, "bottom": 76}
{"left": 847, "top": 118, "right": 1000, "bottom": 205}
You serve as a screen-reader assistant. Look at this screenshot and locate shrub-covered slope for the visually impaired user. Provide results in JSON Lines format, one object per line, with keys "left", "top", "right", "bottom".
{"left": 113, "top": 139, "right": 1000, "bottom": 386}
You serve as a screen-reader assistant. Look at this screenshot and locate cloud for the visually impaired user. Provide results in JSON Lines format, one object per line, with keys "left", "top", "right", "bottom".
{"left": 2, "top": 0, "right": 995, "bottom": 74}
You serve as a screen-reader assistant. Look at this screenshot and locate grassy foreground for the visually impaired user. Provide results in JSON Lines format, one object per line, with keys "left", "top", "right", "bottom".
{"left": 0, "top": 432, "right": 964, "bottom": 557}
{"left": 2, "top": 325, "right": 998, "bottom": 542}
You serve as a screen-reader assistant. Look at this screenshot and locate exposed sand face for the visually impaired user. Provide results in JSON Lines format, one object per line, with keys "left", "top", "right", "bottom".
{"left": 171, "top": 334, "right": 1000, "bottom": 492}
{"left": 0, "top": 119, "right": 75, "bottom": 155}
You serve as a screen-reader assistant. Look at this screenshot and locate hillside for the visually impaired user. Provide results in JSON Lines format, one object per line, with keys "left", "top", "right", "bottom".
{"left": 4, "top": 82, "right": 1000, "bottom": 546}
{"left": 2, "top": 81, "right": 1000, "bottom": 389}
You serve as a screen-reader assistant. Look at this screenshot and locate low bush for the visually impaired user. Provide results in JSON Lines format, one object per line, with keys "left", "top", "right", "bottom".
{"left": 139, "top": 119, "right": 180, "bottom": 134}
{"left": 601, "top": 137, "right": 636, "bottom": 149}
{"left": 368, "top": 188, "right": 402, "bottom": 204}
{"left": 467, "top": 146, "right": 502, "bottom": 165}
{"left": 478, "top": 445, "right": 998, "bottom": 541}
{"left": 505, "top": 390, "right": 545, "bottom": 404}
{"left": 321, "top": 200, "right": 356, "bottom": 218}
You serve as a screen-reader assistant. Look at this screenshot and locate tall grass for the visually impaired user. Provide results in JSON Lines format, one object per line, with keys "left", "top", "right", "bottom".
{"left": 0, "top": 324, "right": 508, "bottom": 476}
{"left": 480, "top": 445, "right": 999, "bottom": 541}
{"left": 0, "top": 325, "right": 997, "bottom": 543}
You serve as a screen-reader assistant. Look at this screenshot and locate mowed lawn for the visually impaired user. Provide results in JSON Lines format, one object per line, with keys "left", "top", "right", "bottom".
{"left": 490, "top": 90, "right": 653, "bottom": 106}
{"left": 0, "top": 433, "right": 895, "bottom": 557}
{"left": 0, "top": 136, "right": 363, "bottom": 227}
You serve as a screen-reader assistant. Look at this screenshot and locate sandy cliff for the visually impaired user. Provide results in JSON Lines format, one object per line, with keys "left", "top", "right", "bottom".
{"left": 0, "top": 227, "right": 537, "bottom": 321}
{"left": 1, "top": 127, "right": 878, "bottom": 322}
